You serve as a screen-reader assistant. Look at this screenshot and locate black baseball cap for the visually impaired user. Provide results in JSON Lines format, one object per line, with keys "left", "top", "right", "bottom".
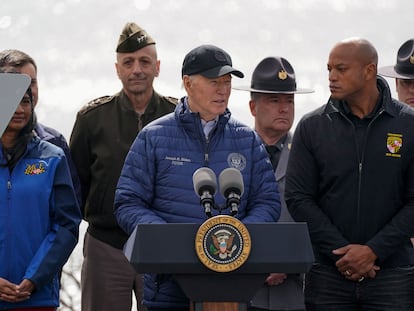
{"left": 181, "top": 44, "right": 244, "bottom": 79}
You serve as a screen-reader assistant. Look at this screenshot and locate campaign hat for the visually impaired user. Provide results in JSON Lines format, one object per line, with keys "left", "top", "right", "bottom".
{"left": 378, "top": 39, "right": 414, "bottom": 79}
{"left": 234, "top": 56, "right": 313, "bottom": 94}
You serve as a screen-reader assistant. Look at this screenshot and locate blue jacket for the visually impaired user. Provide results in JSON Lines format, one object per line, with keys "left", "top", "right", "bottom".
{"left": 115, "top": 97, "right": 280, "bottom": 309}
{"left": 0, "top": 136, "right": 81, "bottom": 309}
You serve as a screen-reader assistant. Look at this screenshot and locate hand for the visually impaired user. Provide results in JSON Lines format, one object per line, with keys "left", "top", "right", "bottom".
{"left": 333, "top": 244, "right": 380, "bottom": 281}
{"left": 265, "top": 273, "right": 287, "bottom": 286}
{"left": 16, "top": 279, "right": 35, "bottom": 298}
{"left": 0, "top": 277, "right": 31, "bottom": 303}
{"left": 0, "top": 277, "right": 19, "bottom": 302}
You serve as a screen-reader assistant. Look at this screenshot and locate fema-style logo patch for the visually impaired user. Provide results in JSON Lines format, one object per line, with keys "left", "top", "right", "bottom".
{"left": 195, "top": 215, "right": 251, "bottom": 272}
{"left": 24, "top": 161, "right": 47, "bottom": 175}
{"left": 227, "top": 153, "right": 246, "bottom": 171}
{"left": 386, "top": 133, "right": 402, "bottom": 158}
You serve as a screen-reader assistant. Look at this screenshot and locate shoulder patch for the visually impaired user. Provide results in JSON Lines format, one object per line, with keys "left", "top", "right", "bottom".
{"left": 163, "top": 96, "right": 178, "bottom": 106}
{"left": 78, "top": 95, "right": 115, "bottom": 115}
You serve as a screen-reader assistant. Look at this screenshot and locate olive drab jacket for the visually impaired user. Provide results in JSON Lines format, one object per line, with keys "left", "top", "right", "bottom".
{"left": 70, "top": 90, "right": 177, "bottom": 249}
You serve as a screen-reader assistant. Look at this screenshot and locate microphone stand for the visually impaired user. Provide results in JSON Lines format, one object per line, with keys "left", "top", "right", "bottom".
{"left": 199, "top": 196, "right": 240, "bottom": 218}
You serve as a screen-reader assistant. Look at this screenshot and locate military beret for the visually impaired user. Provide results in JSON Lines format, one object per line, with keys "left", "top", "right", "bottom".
{"left": 116, "top": 22, "right": 155, "bottom": 53}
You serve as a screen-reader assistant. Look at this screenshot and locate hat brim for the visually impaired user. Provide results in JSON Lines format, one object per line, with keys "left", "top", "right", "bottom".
{"left": 378, "top": 65, "right": 414, "bottom": 79}
{"left": 200, "top": 65, "right": 244, "bottom": 79}
{"left": 232, "top": 85, "right": 314, "bottom": 94}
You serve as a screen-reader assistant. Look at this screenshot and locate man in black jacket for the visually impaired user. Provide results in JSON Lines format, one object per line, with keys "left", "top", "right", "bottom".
{"left": 286, "top": 38, "right": 414, "bottom": 310}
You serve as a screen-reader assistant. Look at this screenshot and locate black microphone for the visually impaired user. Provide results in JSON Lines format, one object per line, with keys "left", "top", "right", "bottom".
{"left": 219, "top": 168, "right": 244, "bottom": 216}
{"left": 192, "top": 167, "right": 217, "bottom": 218}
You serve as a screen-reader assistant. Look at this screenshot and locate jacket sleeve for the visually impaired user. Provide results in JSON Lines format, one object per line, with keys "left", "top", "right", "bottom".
{"left": 24, "top": 155, "right": 81, "bottom": 289}
{"left": 69, "top": 112, "right": 92, "bottom": 216}
{"left": 240, "top": 134, "right": 281, "bottom": 223}
{"left": 285, "top": 118, "right": 348, "bottom": 261}
{"left": 114, "top": 130, "right": 167, "bottom": 235}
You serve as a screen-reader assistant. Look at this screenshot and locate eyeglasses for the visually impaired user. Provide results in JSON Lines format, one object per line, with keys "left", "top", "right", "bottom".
{"left": 398, "top": 79, "right": 414, "bottom": 88}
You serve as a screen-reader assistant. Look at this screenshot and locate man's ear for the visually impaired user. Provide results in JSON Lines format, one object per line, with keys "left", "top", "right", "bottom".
{"left": 249, "top": 100, "right": 257, "bottom": 117}
{"left": 115, "top": 62, "right": 120, "bottom": 79}
{"left": 182, "top": 75, "right": 191, "bottom": 92}
{"left": 365, "top": 63, "right": 377, "bottom": 81}
{"left": 155, "top": 60, "right": 160, "bottom": 77}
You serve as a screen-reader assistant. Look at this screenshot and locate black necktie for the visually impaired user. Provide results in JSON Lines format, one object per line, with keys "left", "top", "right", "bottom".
{"left": 265, "top": 145, "right": 280, "bottom": 171}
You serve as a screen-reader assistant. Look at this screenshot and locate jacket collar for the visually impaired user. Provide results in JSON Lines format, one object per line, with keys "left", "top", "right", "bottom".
{"left": 174, "top": 96, "right": 232, "bottom": 140}
{"left": 324, "top": 76, "right": 399, "bottom": 118}
{"left": 118, "top": 89, "right": 162, "bottom": 114}
{"left": 0, "top": 135, "right": 40, "bottom": 166}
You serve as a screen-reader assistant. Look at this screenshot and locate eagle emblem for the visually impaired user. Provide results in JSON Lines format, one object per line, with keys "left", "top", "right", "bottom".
{"left": 195, "top": 215, "right": 251, "bottom": 272}
{"left": 211, "top": 229, "right": 237, "bottom": 259}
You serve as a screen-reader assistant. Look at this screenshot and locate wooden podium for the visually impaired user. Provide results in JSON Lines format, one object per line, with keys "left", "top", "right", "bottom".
{"left": 125, "top": 222, "right": 314, "bottom": 311}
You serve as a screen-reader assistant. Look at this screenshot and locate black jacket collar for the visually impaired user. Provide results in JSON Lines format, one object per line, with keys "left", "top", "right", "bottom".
{"left": 324, "top": 76, "right": 399, "bottom": 118}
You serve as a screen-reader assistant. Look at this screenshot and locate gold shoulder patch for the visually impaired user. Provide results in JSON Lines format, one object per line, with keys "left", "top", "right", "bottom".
{"left": 78, "top": 95, "right": 114, "bottom": 115}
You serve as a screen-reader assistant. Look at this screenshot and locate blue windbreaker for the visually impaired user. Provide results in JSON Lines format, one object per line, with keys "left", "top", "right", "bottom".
{"left": 0, "top": 136, "right": 81, "bottom": 309}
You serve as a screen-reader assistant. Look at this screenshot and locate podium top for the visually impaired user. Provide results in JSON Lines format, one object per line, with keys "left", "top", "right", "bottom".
{"left": 126, "top": 222, "right": 314, "bottom": 274}
{"left": 0, "top": 73, "right": 31, "bottom": 136}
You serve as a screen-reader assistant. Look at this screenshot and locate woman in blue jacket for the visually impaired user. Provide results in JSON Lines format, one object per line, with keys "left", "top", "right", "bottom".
{"left": 0, "top": 76, "right": 81, "bottom": 311}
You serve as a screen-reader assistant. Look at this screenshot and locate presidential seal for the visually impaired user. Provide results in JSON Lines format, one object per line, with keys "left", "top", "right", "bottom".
{"left": 195, "top": 215, "right": 251, "bottom": 272}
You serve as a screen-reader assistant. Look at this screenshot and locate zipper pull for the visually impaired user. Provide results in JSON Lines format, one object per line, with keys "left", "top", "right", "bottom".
{"left": 7, "top": 180, "right": 11, "bottom": 190}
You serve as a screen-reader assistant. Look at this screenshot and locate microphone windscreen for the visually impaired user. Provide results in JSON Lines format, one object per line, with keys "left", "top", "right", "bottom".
{"left": 219, "top": 168, "right": 244, "bottom": 197}
{"left": 192, "top": 167, "right": 217, "bottom": 195}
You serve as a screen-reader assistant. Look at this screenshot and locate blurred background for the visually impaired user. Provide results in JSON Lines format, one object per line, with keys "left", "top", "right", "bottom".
{"left": 2, "top": 0, "right": 413, "bottom": 309}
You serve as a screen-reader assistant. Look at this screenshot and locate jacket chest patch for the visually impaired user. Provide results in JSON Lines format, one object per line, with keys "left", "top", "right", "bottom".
{"left": 386, "top": 133, "right": 402, "bottom": 158}
{"left": 24, "top": 161, "right": 48, "bottom": 175}
{"left": 227, "top": 153, "right": 246, "bottom": 171}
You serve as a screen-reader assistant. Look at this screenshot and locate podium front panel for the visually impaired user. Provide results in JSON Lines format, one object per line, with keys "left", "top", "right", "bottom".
{"left": 127, "top": 222, "right": 314, "bottom": 274}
